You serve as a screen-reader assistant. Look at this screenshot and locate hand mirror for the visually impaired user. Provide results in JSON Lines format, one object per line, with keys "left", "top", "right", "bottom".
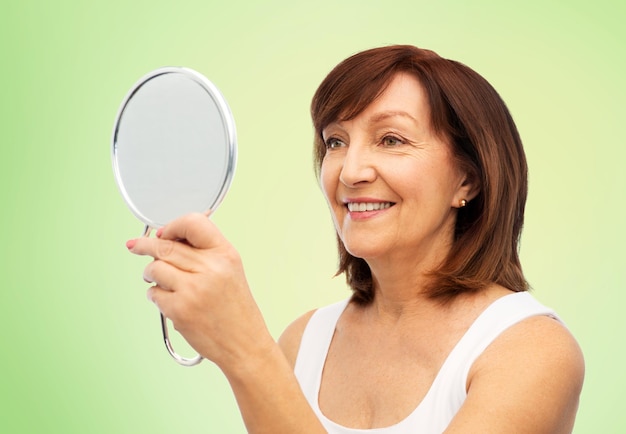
{"left": 112, "top": 67, "right": 237, "bottom": 366}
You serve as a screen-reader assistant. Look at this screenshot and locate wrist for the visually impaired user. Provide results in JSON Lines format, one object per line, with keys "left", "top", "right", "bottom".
{"left": 220, "top": 333, "right": 285, "bottom": 384}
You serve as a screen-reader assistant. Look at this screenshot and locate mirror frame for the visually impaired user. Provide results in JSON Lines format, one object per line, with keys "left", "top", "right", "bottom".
{"left": 111, "top": 66, "right": 237, "bottom": 229}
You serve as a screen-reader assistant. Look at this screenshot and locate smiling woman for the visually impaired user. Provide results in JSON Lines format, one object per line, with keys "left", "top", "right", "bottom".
{"left": 127, "top": 45, "right": 584, "bottom": 434}
{"left": 312, "top": 46, "right": 529, "bottom": 305}
{"left": 319, "top": 72, "right": 472, "bottom": 291}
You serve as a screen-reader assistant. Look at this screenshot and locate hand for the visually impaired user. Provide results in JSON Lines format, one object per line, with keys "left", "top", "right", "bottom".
{"left": 126, "top": 213, "right": 272, "bottom": 370}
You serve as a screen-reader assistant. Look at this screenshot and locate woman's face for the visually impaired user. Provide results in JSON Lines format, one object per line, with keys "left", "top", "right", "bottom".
{"left": 320, "top": 72, "right": 473, "bottom": 268}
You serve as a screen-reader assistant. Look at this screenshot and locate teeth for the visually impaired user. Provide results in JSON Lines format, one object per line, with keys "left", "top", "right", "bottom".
{"left": 347, "top": 202, "right": 392, "bottom": 212}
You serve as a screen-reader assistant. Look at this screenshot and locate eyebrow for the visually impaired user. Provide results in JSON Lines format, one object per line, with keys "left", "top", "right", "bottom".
{"left": 368, "top": 110, "right": 419, "bottom": 125}
{"left": 322, "top": 110, "right": 420, "bottom": 137}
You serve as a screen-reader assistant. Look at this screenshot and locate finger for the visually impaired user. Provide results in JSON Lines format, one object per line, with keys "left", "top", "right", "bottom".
{"left": 143, "top": 259, "right": 186, "bottom": 292}
{"left": 147, "top": 284, "right": 176, "bottom": 317}
{"left": 157, "top": 212, "right": 227, "bottom": 250}
{"left": 128, "top": 237, "right": 200, "bottom": 271}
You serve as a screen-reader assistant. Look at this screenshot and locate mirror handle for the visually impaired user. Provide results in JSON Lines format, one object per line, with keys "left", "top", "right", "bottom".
{"left": 160, "top": 313, "right": 203, "bottom": 367}
{"left": 142, "top": 225, "right": 203, "bottom": 367}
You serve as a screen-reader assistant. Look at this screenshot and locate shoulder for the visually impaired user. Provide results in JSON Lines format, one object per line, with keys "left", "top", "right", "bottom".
{"left": 278, "top": 299, "right": 351, "bottom": 368}
{"left": 448, "top": 314, "right": 585, "bottom": 433}
{"left": 475, "top": 314, "right": 585, "bottom": 390}
{"left": 278, "top": 309, "right": 317, "bottom": 369}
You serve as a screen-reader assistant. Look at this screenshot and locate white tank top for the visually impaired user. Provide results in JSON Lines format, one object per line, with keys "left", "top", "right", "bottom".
{"left": 294, "top": 292, "right": 559, "bottom": 434}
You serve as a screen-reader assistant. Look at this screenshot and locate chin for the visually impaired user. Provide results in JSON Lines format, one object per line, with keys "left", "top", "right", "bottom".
{"left": 342, "top": 242, "right": 386, "bottom": 262}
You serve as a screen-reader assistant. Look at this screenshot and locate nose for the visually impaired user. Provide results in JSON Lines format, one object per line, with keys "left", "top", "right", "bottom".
{"left": 339, "top": 143, "right": 377, "bottom": 187}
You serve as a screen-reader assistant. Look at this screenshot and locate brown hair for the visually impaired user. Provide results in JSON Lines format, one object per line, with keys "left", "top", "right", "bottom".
{"left": 311, "top": 45, "right": 529, "bottom": 304}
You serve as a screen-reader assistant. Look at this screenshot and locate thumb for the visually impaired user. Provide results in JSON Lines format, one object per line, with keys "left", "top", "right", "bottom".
{"left": 158, "top": 212, "right": 226, "bottom": 249}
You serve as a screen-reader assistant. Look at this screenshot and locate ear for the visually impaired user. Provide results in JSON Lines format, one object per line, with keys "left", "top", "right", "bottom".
{"left": 453, "top": 170, "right": 480, "bottom": 208}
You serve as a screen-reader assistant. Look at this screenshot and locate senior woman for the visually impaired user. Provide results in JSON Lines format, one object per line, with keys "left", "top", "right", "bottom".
{"left": 127, "top": 45, "right": 584, "bottom": 433}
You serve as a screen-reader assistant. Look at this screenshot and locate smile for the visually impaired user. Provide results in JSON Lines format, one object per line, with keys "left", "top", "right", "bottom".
{"left": 346, "top": 202, "right": 394, "bottom": 212}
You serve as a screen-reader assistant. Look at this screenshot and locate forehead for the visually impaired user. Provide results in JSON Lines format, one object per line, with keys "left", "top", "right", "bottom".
{"left": 370, "top": 72, "right": 429, "bottom": 113}
{"left": 325, "top": 72, "right": 431, "bottom": 132}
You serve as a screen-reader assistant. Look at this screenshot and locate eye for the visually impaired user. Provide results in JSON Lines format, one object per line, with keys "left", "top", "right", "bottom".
{"left": 325, "top": 137, "right": 346, "bottom": 149}
{"left": 381, "top": 135, "right": 404, "bottom": 147}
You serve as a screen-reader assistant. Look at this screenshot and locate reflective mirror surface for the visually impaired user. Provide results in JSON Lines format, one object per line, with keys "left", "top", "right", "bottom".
{"left": 112, "top": 67, "right": 237, "bottom": 229}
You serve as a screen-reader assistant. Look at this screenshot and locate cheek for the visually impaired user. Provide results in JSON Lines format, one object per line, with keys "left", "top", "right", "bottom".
{"left": 319, "top": 159, "right": 338, "bottom": 204}
{"left": 319, "top": 160, "right": 345, "bottom": 232}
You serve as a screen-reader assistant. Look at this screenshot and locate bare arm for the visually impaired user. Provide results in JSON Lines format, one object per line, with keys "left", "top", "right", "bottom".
{"left": 225, "top": 310, "right": 322, "bottom": 434}
{"left": 224, "top": 338, "right": 326, "bottom": 434}
{"left": 444, "top": 316, "right": 585, "bottom": 434}
{"left": 128, "top": 213, "right": 326, "bottom": 434}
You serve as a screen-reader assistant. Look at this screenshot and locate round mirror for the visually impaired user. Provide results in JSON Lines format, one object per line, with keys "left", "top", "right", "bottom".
{"left": 112, "top": 67, "right": 237, "bottom": 367}
{"left": 112, "top": 67, "right": 237, "bottom": 229}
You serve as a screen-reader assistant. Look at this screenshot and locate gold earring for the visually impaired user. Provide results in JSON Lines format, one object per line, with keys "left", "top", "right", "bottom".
{"left": 460, "top": 199, "right": 467, "bottom": 208}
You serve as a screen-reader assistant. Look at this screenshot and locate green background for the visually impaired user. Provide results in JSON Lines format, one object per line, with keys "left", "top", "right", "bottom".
{"left": 1, "top": 0, "right": 623, "bottom": 432}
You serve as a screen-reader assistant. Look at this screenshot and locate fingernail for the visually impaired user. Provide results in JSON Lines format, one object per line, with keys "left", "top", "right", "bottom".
{"left": 156, "top": 228, "right": 163, "bottom": 238}
{"left": 126, "top": 239, "right": 137, "bottom": 250}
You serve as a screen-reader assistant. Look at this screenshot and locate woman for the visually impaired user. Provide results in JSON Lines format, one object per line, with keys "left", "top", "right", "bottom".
{"left": 126, "top": 45, "right": 584, "bottom": 433}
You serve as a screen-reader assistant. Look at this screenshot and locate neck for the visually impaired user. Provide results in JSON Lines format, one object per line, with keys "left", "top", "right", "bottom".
{"left": 365, "top": 255, "right": 443, "bottom": 322}
{"left": 356, "top": 220, "right": 456, "bottom": 320}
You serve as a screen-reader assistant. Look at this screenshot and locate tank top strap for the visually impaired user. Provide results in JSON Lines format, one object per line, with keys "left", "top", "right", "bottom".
{"left": 294, "top": 298, "right": 350, "bottom": 406}
{"left": 428, "top": 291, "right": 561, "bottom": 413}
